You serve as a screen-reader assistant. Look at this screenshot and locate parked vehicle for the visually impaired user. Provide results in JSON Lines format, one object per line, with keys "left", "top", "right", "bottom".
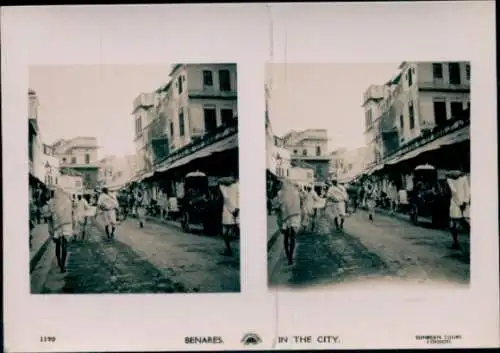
{"left": 408, "top": 164, "right": 449, "bottom": 227}
{"left": 180, "top": 171, "right": 222, "bottom": 235}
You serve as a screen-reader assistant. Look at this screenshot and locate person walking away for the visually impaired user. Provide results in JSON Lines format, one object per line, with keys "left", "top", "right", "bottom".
{"left": 446, "top": 170, "right": 470, "bottom": 249}
{"left": 299, "top": 187, "right": 309, "bottom": 231}
{"left": 97, "top": 187, "right": 119, "bottom": 239}
{"left": 387, "top": 181, "right": 399, "bottom": 215}
{"left": 325, "top": 179, "right": 349, "bottom": 233}
{"left": 52, "top": 187, "right": 73, "bottom": 273}
{"left": 135, "top": 190, "right": 147, "bottom": 228}
{"left": 277, "top": 179, "right": 301, "bottom": 265}
{"left": 219, "top": 176, "right": 239, "bottom": 255}
{"left": 365, "top": 180, "right": 377, "bottom": 221}
{"left": 303, "top": 186, "right": 321, "bottom": 232}
{"left": 74, "top": 195, "right": 90, "bottom": 240}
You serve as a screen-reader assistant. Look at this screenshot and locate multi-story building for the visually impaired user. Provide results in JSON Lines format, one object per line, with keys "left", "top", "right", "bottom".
{"left": 363, "top": 61, "right": 471, "bottom": 167}
{"left": 98, "top": 154, "right": 138, "bottom": 189}
{"left": 133, "top": 92, "right": 157, "bottom": 174}
{"left": 281, "top": 129, "right": 331, "bottom": 182}
{"left": 50, "top": 137, "right": 100, "bottom": 190}
{"left": 133, "top": 63, "right": 239, "bottom": 184}
{"left": 42, "top": 145, "right": 60, "bottom": 189}
{"left": 28, "top": 89, "right": 47, "bottom": 202}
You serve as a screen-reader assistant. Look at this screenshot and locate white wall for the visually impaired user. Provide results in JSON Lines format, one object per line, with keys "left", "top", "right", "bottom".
{"left": 32, "top": 135, "right": 45, "bottom": 181}
{"left": 58, "top": 175, "right": 84, "bottom": 195}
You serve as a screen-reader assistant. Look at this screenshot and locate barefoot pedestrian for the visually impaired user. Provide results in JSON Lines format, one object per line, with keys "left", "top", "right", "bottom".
{"left": 219, "top": 176, "right": 240, "bottom": 256}
{"left": 277, "top": 179, "right": 301, "bottom": 265}
{"left": 446, "top": 170, "right": 470, "bottom": 249}
{"left": 97, "top": 187, "right": 119, "bottom": 239}
{"left": 52, "top": 187, "right": 73, "bottom": 273}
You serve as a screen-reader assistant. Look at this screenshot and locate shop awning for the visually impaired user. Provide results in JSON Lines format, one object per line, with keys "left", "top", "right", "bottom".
{"left": 386, "top": 125, "right": 470, "bottom": 166}
{"left": 156, "top": 134, "right": 238, "bottom": 173}
{"left": 138, "top": 171, "right": 154, "bottom": 182}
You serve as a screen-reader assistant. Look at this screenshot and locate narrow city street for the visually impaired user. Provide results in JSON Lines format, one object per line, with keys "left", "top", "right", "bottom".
{"left": 35, "top": 217, "right": 240, "bottom": 294}
{"left": 269, "top": 210, "right": 470, "bottom": 289}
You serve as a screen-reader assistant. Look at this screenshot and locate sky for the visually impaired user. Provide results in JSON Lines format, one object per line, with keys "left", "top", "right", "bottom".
{"left": 267, "top": 63, "right": 400, "bottom": 151}
{"left": 30, "top": 65, "right": 172, "bottom": 158}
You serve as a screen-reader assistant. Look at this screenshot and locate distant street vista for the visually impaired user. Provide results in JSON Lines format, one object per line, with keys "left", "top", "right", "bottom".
{"left": 29, "top": 64, "right": 241, "bottom": 294}
{"left": 266, "top": 62, "right": 471, "bottom": 289}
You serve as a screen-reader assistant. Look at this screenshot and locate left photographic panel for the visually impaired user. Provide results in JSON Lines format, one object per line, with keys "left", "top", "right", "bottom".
{"left": 29, "top": 63, "right": 241, "bottom": 294}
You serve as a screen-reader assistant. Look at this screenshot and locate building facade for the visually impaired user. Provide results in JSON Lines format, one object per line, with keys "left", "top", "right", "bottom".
{"left": 363, "top": 61, "right": 471, "bottom": 167}
{"left": 133, "top": 64, "right": 238, "bottom": 178}
{"left": 281, "top": 129, "right": 332, "bottom": 182}
{"left": 99, "top": 154, "right": 138, "bottom": 189}
{"left": 50, "top": 137, "right": 100, "bottom": 190}
{"left": 330, "top": 147, "right": 368, "bottom": 182}
{"left": 288, "top": 166, "right": 315, "bottom": 188}
{"left": 42, "top": 150, "right": 60, "bottom": 189}
{"left": 58, "top": 174, "right": 84, "bottom": 199}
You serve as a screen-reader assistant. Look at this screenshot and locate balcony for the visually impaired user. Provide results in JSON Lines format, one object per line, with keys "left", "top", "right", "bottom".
{"left": 188, "top": 88, "right": 237, "bottom": 100}
{"left": 417, "top": 80, "right": 470, "bottom": 93}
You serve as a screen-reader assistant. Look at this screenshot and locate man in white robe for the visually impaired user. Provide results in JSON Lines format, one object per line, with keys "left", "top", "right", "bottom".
{"left": 219, "top": 177, "right": 240, "bottom": 256}
{"left": 277, "top": 179, "right": 302, "bottom": 265}
{"left": 97, "top": 187, "right": 119, "bottom": 239}
{"left": 325, "top": 179, "right": 349, "bottom": 232}
{"left": 74, "top": 195, "right": 90, "bottom": 240}
{"left": 52, "top": 187, "right": 73, "bottom": 273}
{"left": 446, "top": 171, "right": 471, "bottom": 249}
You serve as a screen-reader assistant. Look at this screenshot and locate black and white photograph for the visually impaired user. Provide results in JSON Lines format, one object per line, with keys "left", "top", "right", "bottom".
{"left": 29, "top": 63, "right": 241, "bottom": 294}
{"left": 266, "top": 62, "right": 471, "bottom": 289}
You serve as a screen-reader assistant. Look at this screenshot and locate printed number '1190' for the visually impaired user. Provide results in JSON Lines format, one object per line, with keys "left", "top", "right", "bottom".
{"left": 40, "top": 336, "right": 56, "bottom": 343}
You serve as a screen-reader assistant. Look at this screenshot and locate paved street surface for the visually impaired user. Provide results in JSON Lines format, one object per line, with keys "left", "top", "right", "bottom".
{"left": 36, "top": 217, "right": 240, "bottom": 294}
{"left": 270, "top": 210, "right": 470, "bottom": 289}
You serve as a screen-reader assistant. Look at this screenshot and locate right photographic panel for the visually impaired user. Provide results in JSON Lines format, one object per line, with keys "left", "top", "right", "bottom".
{"left": 266, "top": 62, "right": 471, "bottom": 290}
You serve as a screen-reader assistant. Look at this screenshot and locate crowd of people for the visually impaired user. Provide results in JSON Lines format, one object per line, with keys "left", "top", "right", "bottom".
{"left": 268, "top": 168, "right": 471, "bottom": 265}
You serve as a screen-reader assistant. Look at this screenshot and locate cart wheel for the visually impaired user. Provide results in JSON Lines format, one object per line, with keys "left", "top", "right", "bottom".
{"left": 182, "top": 212, "right": 190, "bottom": 233}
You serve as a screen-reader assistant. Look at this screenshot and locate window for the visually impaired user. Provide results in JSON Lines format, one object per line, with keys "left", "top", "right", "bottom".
{"left": 71, "top": 156, "right": 76, "bottom": 164}
{"left": 465, "top": 64, "right": 471, "bottom": 80}
{"left": 293, "top": 149, "right": 298, "bottom": 154}
{"left": 178, "top": 108, "right": 185, "bottom": 137}
{"left": 170, "top": 121, "right": 174, "bottom": 138}
{"left": 135, "top": 117, "right": 142, "bottom": 134}
{"left": 450, "top": 101, "right": 463, "bottom": 120}
{"left": 433, "top": 100, "right": 447, "bottom": 126}
{"left": 85, "top": 153, "right": 90, "bottom": 164}
{"left": 409, "top": 101, "right": 415, "bottom": 129}
{"left": 365, "top": 109, "right": 373, "bottom": 129}
{"left": 432, "top": 63, "right": 443, "bottom": 80}
{"left": 203, "top": 107, "right": 217, "bottom": 133}
{"left": 219, "top": 70, "right": 231, "bottom": 91}
{"left": 408, "top": 68, "right": 413, "bottom": 86}
{"left": 177, "top": 76, "right": 183, "bottom": 94}
{"left": 316, "top": 146, "right": 321, "bottom": 156}
{"left": 286, "top": 169, "right": 289, "bottom": 177}
{"left": 449, "top": 62, "right": 461, "bottom": 84}
{"left": 399, "top": 115, "right": 404, "bottom": 130}
{"left": 220, "top": 108, "right": 233, "bottom": 126}
{"left": 203, "top": 70, "right": 213, "bottom": 86}
{"left": 55, "top": 177, "right": 58, "bottom": 185}
{"left": 302, "top": 149, "right": 308, "bottom": 156}
{"left": 75, "top": 180, "right": 82, "bottom": 187}
{"left": 62, "top": 157, "right": 67, "bottom": 164}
